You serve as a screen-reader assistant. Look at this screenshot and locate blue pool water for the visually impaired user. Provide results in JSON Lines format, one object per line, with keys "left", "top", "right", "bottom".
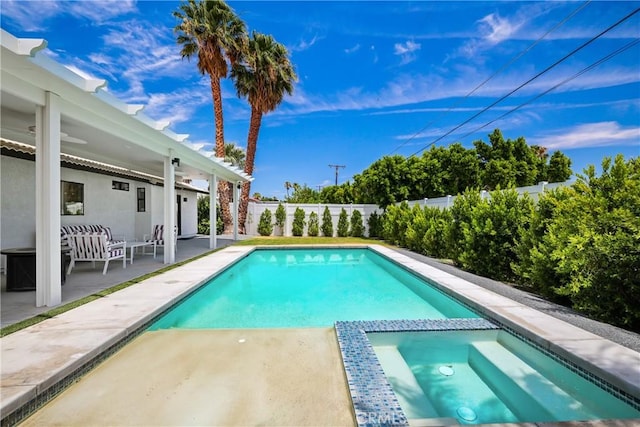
{"left": 369, "top": 330, "right": 640, "bottom": 423}
{"left": 149, "top": 248, "right": 478, "bottom": 329}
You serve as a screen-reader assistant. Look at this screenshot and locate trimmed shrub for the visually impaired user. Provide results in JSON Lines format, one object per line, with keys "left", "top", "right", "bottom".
{"left": 350, "top": 210, "right": 364, "bottom": 237}
{"left": 382, "top": 202, "right": 410, "bottom": 246}
{"left": 422, "top": 207, "right": 452, "bottom": 259}
{"left": 308, "top": 211, "right": 319, "bottom": 236}
{"left": 292, "top": 207, "right": 306, "bottom": 236}
{"left": 275, "top": 203, "right": 286, "bottom": 236}
{"left": 446, "top": 190, "right": 482, "bottom": 264}
{"left": 458, "top": 188, "right": 534, "bottom": 282}
{"left": 337, "top": 208, "right": 349, "bottom": 237}
{"left": 257, "top": 209, "right": 273, "bottom": 236}
{"left": 367, "top": 211, "right": 383, "bottom": 238}
{"left": 522, "top": 156, "right": 640, "bottom": 330}
{"left": 321, "top": 206, "right": 333, "bottom": 237}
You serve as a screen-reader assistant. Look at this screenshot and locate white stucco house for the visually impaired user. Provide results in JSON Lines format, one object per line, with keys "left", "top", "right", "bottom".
{"left": 0, "top": 29, "right": 252, "bottom": 308}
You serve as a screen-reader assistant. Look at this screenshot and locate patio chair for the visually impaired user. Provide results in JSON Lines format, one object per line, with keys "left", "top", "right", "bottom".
{"left": 143, "top": 224, "right": 177, "bottom": 257}
{"left": 66, "top": 231, "right": 126, "bottom": 275}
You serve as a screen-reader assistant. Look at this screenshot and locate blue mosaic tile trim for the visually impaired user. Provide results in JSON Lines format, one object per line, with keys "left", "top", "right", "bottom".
{"left": 488, "top": 320, "right": 640, "bottom": 412}
{"left": 335, "top": 318, "right": 497, "bottom": 427}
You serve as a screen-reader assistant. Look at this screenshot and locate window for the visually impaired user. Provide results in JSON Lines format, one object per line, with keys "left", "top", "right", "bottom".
{"left": 112, "top": 180, "right": 129, "bottom": 191}
{"left": 137, "top": 187, "right": 146, "bottom": 212}
{"left": 61, "top": 181, "right": 84, "bottom": 215}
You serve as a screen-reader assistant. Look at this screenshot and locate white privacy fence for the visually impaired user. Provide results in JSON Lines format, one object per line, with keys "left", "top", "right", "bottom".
{"left": 402, "top": 181, "right": 570, "bottom": 209}
{"left": 244, "top": 203, "right": 381, "bottom": 237}
{"left": 239, "top": 181, "right": 570, "bottom": 236}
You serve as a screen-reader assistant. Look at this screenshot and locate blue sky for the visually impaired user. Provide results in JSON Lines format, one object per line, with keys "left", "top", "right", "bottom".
{"left": 2, "top": 1, "right": 639, "bottom": 199}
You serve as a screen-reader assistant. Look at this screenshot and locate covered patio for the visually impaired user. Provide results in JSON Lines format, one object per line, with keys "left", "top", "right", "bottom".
{"left": 0, "top": 236, "right": 240, "bottom": 328}
{"left": 0, "top": 29, "right": 252, "bottom": 310}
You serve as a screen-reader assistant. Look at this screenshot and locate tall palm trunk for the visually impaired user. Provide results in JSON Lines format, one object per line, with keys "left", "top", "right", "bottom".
{"left": 238, "top": 105, "right": 262, "bottom": 233}
{"left": 211, "top": 76, "right": 233, "bottom": 232}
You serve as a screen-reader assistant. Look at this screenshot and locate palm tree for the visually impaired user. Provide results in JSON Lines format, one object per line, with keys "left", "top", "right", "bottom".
{"left": 224, "top": 142, "right": 246, "bottom": 168}
{"left": 224, "top": 142, "right": 245, "bottom": 204}
{"left": 174, "top": 0, "right": 247, "bottom": 232}
{"left": 232, "top": 32, "right": 296, "bottom": 232}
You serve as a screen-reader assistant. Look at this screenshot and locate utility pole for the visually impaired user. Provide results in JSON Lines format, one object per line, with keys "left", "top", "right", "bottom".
{"left": 328, "top": 164, "right": 345, "bottom": 186}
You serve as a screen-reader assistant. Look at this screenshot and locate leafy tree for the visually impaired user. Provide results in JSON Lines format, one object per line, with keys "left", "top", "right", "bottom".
{"left": 233, "top": 31, "right": 296, "bottom": 233}
{"left": 321, "top": 206, "right": 334, "bottom": 237}
{"left": 367, "top": 211, "right": 383, "bottom": 238}
{"left": 337, "top": 208, "right": 349, "bottom": 237}
{"left": 257, "top": 208, "right": 273, "bottom": 236}
{"left": 292, "top": 207, "right": 306, "bottom": 236}
{"left": 274, "top": 203, "right": 286, "bottom": 235}
{"left": 307, "top": 211, "right": 319, "bottom": 237}
{"left": 197, "top": 196, "right": 223, "bottom": 235}
{"left": 353, "top": 155, "right": 409, "bottom": 207}
{"left": 350, "top": 210, "right": 364, "bottom": 237}
{"left": 174, "top": 0, "right": 247, "bottom": 231}
{"left": 319, "top": 183, "right": 354, "bottom": 204}
{"left": 547, "top": 151, "right": 572, "bottom": 183}
{"left": 287, "top": 183, "right": 320, "bottom": 203}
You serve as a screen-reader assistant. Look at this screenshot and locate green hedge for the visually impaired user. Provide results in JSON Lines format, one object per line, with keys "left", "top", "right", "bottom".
{"left": 379, "top": 155, "right": 640, "bottom": 332}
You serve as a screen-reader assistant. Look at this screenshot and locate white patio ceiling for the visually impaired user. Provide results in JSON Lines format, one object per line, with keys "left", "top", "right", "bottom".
{"left": 0, "top": 29, "right": 252, "bottom": 184}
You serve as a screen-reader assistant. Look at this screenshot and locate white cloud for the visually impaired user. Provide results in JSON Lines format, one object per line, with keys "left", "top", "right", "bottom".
{"left": 0, "top": 0, "right": 136, "bottom": 32}
{"left": 393, "top": 40, "right": 421, "bottom": 65}
{"left": 534, "top": 122, "right": 640, "bottom": 150}
{"left": 344, "top": 43, "right": 361, "bottom": 54}
{"left": 478, "top": 13, "right": 516, "bottom": 44}
{"left": 67, "top": 0, "right": 136, "bottom": 23}
{"left": 0, "top": 0, "right": 63, "bottom": 31}
{"left": 289, "top": 35, "right": 321, "bottom": 52}
{"left": 145, "top": 87, "right": 211, "bottom": 126}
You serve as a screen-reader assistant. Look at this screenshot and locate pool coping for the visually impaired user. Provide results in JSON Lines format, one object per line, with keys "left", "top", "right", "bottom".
{"left": 1, "top": 244, "right": 639, "bottom": 425}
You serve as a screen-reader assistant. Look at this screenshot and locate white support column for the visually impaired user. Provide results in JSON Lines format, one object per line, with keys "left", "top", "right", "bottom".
{"left": 209, "top": 173, "right": 217, "bottom": 249}
{"left": 163, "top": 152, "right": 176, "bottom": 264}
{"left": 35, "top": 92, "right": 62, "bottom": 307}
{"left": 233, "top": 182, "right": 239, "bottom": 241}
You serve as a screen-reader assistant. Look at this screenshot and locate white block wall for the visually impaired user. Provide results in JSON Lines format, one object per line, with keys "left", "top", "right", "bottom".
{"left": 244, "top": 202, "right": 381, "bottom": 237}
{"left": 402, "top": 181, "right": 570, "bottom": 209}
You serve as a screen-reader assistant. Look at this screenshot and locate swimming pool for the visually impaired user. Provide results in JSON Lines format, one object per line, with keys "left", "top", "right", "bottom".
{"left": 336, "top": 319, "right": 640, "bottom": 426}
{"left": 149, "top": 248, "right": 478, "bottom": 329}
{"left": 370, "top": 329, "right": 640, "bottom": 423}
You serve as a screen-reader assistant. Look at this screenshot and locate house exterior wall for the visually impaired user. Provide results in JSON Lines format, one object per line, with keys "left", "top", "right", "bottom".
{"left": 1, "top": 156, "right": 36, "bottom": 249}
{"left": 177, "top": 191, "right": 197, "bottom": 238}
{"left": 1, "top": 154, "right": 200, "bottom": 255}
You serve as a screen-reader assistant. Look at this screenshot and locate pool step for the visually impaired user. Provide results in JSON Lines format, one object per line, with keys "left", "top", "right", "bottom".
{"left": 409, "top": 417, "right": 459, "bottom": 426}
{"left": 469, "top": 341, "right": 592, "bottom": 421}
{"left": 374, "top": 346, "right": 440, "bottom": 419}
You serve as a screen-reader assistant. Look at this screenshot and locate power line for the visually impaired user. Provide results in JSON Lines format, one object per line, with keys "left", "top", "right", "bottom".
{"left": 409, "top": 6, "right": 640, "bottom": 157}
{"left": 389, "top": 0, "right": 592, "bottom": 155}
{"left": 457, "top": 38, "right": 640, "bottom": 142}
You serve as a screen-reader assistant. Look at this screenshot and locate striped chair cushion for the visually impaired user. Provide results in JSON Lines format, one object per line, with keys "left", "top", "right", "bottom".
{"left": 62, "top": 225, "right": 115, "bottom": 245}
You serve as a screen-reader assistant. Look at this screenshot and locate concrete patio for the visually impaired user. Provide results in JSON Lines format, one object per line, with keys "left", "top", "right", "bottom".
{"left": 1, "top": 236, "right": 237, "bottom": 328}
